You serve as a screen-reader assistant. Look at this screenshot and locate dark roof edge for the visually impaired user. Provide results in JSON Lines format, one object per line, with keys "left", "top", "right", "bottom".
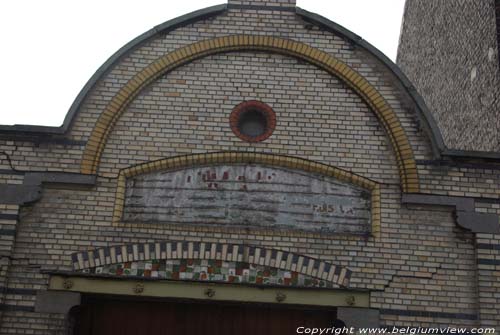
{"left": 0, "top": 124, "right": 64, "bottom": 135}
{"left": 0, "top": 4, "right": 227, "bottom": 136}
{"left": 296, "top": 7, "right": 447, "bottom": 159}
{"left": 442, "top": 149, "right": 500, "bottom": 161}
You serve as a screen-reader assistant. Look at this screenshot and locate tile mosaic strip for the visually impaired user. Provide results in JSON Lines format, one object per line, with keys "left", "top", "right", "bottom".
{"left": 83, "top": 259, "right": 339, "bottom": 289}
{"left": 71, "top": 241, "right": 352, "bottom": 287}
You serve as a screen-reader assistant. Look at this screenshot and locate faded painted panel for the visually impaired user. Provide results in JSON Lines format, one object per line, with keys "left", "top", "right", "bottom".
{"left": 123, "top": 165, "right": 371, "bottom": 233}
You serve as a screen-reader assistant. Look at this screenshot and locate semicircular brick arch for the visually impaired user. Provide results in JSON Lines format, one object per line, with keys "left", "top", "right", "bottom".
{"left": 71, "top": 241, "right": 353, "bottom": 288}
{"left": 80, "top": 35, "right": 419, "bottom": 193}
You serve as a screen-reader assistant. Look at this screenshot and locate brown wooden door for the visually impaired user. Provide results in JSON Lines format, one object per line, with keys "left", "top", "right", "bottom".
{"left": 74, "top": 297, "right": 337, "bottom": 335}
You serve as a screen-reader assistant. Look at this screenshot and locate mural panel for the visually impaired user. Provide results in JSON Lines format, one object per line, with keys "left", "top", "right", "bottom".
{"left": 123, "top": 165, "right": 371, "bottom": 233}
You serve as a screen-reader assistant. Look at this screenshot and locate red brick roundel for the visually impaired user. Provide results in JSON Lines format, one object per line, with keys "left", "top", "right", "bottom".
{"left": 229, "top": 100, "right": 276, "bottom": 142}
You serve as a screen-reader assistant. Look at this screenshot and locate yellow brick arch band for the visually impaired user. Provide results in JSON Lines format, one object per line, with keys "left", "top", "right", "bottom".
{"left": 80, "top": 34, "right": 419, "bottom": 193}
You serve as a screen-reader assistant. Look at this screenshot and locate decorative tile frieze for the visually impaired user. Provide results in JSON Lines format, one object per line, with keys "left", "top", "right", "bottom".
{"left": 72, "top": 241, "right": 352, "bottom": 287}
{"left": 86, "top": 259, "right": 340, "bottom": 288}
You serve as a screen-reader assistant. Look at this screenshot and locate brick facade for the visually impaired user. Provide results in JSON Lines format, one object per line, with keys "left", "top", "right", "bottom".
{"left": 0, "top": 0, "right": 499, "bottom": 332}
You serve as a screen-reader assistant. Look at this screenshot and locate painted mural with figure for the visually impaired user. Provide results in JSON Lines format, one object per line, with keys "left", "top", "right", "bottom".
{"left": 123, "top": 164, "right": 371, "bottom": 233}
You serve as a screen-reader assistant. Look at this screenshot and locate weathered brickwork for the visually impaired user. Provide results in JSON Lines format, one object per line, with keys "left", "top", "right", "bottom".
{"left": 229, "top": 0, "right": 296, "bottom": 8}
{"left": 69, "top": 11, "right": 431, "bottom": 161}
{"left": 418, "top": 162, "right": 500, "bottom": 198}
{"left": 0, "top": 0, "right": 498, "bottom": 333}
{"left": 476, "top": 232, "right": 500, "bottom": 327}
{"left": 101, "top": 52, "right": 401, "bottom": 179}
{"left": 398, "top": 0, "right": 500, "bottom": 152}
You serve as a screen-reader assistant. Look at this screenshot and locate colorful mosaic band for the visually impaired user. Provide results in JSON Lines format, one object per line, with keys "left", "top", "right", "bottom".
{"left": 84, "top": 259, "right": 339, "bottom": 288}
{"left": 72, "top": 241, "right": 352, "bottom": 287}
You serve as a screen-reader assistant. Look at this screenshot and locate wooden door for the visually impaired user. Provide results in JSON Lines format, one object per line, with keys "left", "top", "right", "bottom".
{"left": 74, "top": 297, "right": 337, "bottom": 335}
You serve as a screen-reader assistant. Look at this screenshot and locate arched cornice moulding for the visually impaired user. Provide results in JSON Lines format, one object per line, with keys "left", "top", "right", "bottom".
{"left": 80, "top": 35, "right": 420, "bottom": 192}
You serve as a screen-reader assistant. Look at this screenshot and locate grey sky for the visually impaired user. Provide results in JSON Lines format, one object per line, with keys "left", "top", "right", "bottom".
{"left": 0, "top": 0, "right": 405, "bottom": 126}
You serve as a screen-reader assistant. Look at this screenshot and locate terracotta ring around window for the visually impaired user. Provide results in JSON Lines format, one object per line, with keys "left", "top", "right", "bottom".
{"left": 229, "top": 100, "right": 276, "bottom": 143}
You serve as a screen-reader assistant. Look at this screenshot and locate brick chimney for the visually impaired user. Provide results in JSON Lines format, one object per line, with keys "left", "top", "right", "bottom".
{"left": 228, "top": 0, "right": 296, "bottom": 8}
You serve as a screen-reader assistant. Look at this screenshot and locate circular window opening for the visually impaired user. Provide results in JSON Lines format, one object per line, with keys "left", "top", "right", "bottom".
{"left": 238, "top": 109, "right": 267, "bottom": 138}
{"left": 230, "top": 100, "right": 276, "bottom": 142}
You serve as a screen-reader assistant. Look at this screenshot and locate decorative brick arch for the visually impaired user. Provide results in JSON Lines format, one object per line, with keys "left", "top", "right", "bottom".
{"left": 80, "top": 35, "right": 419, "bottom": 192}
{"left": 111, "top": 151, "right": 381, "bottom": 236}
{"left": 72, "top": 241, "right": 353, "bottom": 288}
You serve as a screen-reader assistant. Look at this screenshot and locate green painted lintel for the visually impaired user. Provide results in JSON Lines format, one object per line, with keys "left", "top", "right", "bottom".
{"left": 49, "top": 275, "right": 369, "bottom": 308}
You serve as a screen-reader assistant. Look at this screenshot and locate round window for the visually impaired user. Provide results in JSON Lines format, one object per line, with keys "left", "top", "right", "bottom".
{"left": 229, "top": 100, "right": 276, "bottom": 142}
